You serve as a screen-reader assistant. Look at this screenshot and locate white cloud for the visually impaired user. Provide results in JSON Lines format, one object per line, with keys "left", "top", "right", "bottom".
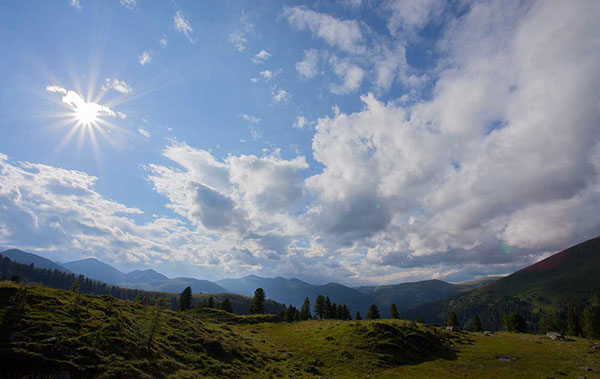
{"left": 273, "top": 89, "right": 291, "bottom": 103}
{"left": 138, "top": 127, "right": 151, "bottom": 138}
{"left": 174, "top": 11, "right": 194, "bottom": 43}
{"left": 383, "top": 0, "right": 445, "bottom": 36}
{"left": 229, "top": 14, "right": 254, "bottom": 52}
{"left": 250, "top": 78, "right": 260, "bottom": 83}
{"left": 329, "top": 57, "right": 365, "bottom": 94}
{"left": 102, "top": 78, "right": 132, "bottom": 94}
{"left": 252, "top": 50, "right": 271, "bottom": 64}
{"left": 70, "top": 0, "right": 80, "bottom": 10}
{"left": 139, "top": 50, "right": 152, "bottom": 65}
{"left": 259, "top": 70, "right": 273, "bottom": 81}
{"left": 120, "top": 0, "right": 138, "bottom": 9}
{"left": 46, "top": 85, "right": 126, "bottom": 119}
{"left": 292, "top": 116, "right": 308, "bottom": 129}
{"left": 295, "top": 49, "right": 319, "bottom": 79}
{"left": 283, "top": 6, "right": 364, "bottom": 54}
{"left": 241, "top": 114, "right": 261, "bottom": 124}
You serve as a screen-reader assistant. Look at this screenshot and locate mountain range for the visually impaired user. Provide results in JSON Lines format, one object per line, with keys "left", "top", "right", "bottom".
{"left": 0, "top": 248, "right": 499, "bottom": 315}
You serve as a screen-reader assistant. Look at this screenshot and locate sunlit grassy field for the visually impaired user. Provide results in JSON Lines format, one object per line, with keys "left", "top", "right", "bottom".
{"left": 1, "top": 282, "right": 599, "bottom": 378}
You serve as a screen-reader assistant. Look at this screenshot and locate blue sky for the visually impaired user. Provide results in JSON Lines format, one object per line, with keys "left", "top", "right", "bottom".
{"left": 0, "top": 0, "right": 599, "bottom": 285}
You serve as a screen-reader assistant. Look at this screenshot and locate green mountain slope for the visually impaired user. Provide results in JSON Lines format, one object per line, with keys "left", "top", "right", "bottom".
{"left": 405, "top": 236, "right": 600, "bottom": 330}
{"left": 0, "top": 282, "right": 463, "bottom": 378}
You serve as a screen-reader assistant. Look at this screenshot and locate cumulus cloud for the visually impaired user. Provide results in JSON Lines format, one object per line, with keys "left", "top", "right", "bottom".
{"left": 284, "top": 6, "right": 412, "bottom": 94}
{"left": 329, "top": 57, "right": 365, "bottom": 94}
{"left": 46, "top": 85, "right": 126, "bottom": 119}
{"left": 252, "top": 50, "right": 271, "bottom": 64}
{"left": 283, "top": 6, "right": 364, "bottom": 54}
{"left": 383, "top": 0, "right": 445, "bottom": 36}
{"left": 70, "top": 0, "right": 80, "bottom": 10}
{"left": 102, "top": 78, "right": 132, "bottom": 94}
{"left": 292, "top": 116, "right": 308, "bottom": 129}
{"left": 139, "top": 50, "right": 151, "bottom": 65}
{"left": 272, "top": 89, "right": 291, "bottom": 103}
{"left": 174, "top": 11, "right": 194, "bottom": 43}
{"left": 295, "top": 49, "right": 319, "bottom": 79}
{"left": 259, "top": 70, "right": 273, "bottom": 81}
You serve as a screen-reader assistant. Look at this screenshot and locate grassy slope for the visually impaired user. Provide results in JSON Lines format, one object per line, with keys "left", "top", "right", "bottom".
{"left": 405, "top": 236, "right": 600, "bottom": 328}
{"left": 1, "top": 282, "right": 598, "bottom": 378}
{"left": 379, "top": 332, "right": 600, "bottom": 378}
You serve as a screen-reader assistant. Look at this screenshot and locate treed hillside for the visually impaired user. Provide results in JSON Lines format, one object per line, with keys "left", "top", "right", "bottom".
{"left": 405, "top": 236, "right": 600, "bottom": 331}
{"left": 0, "top": 282, "right": 464, "bottom": 378}
{"left": 0, "top": 255, "right": 285, "bottom": 315}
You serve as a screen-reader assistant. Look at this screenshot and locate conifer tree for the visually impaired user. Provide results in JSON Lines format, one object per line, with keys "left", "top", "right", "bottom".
{"left": 219, "top": 298, "right": 233, "bottom": 313}
{"left": 367, "top": 304, "right": 380, "bottom": 320}
{"left": 300, "top": 297, "right": 312, "bottom": 320}
{"left": 472, "top": 315, "right": 482, "bottom": 332}
{"left": 314, "top": 295, "right": 326, "bottom": 319}
{"left": 582, "top": 305, "right": 600, "bottom": 339}
{"left": 538, "top": 312, "right": 557, "bottom": 334}
{"left": 566, "top": 308, "right": 581, "bottom": 336}
{"left": 355, "top": 311, "right": 362, "bottom": 320}
{"left": 206, "top": 296, "right": 215, "bottom": 308}
{"left": 447, "top": 311, "right": 459, "bottom": 328}
{"left": 147, "top": 298, "right": 165, "bottom": 351}
{"left": 342, "top": 305, "right": 351, "bottom": 320}
{"left": 503, "top": 312, "right": 526, "bottom": 332}
{"left": 329, "top": 302, "right": 337, "bottom": 319}
{"left": 249, "top": 288, "right": 266, "bottom": 314}
{"left": 178, "top": 286, "right": 193, "bottom": 311}
{"left": 324, "top": 297, "right": 332, "bottom": 319}
{"left": 390, "top": 304, "right": 399, "bottom": 319}
{"left": 294, "top": 309, "right": 300, "bottom": 322}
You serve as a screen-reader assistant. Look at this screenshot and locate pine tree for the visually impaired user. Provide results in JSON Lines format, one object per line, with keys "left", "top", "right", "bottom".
{"left": 249, "top": 288, "right": 266, "bottom": 314}
{"left": 566, "top": 308, "right": 581, "bottom": 336}
{"left": 503, "top": 312, "right": 526, "bottom": 333}
{"left": 314, "top": 295, "right": 326, "bottom": 319}
{"left": 582, "top": 305, "right": 600, "bottom": 339}
{"left": 355, "top": 311, "right": 362, "bottom": 320}
{"left": 219, "top": 298, "right": 233, "bottom": 313}
{"left": 367, "top": 304, "right": 380, "bottom": 320}
{"left": 300, "top": 297, "right": 312, "bottom": 320}
{"left": 538, "top": 312, "right": 557, "bottom": 334}
{"left": 178, "top": 286, "right": 193, "bottom": 311}
{"left": 147, "top": 298, "right": 165, "bottom": 351}
{"left": 206, "top": 296, "right": 215, "bottom": 308}
{"left": 294, "top": 309, "right": 300, "bottom": 321}
{"left": 342, "top": 305, "right": 351, "bottom": 320}
{"left": 390, "top": 304, "right": 399, "bottom": 319}
{"left": 324, "top": 297, "right": 332, "bottom": 319}
{"left": 472, "top": 315, "right": 482, "bottom": 332}
{"left": 447, "top": 311, "right": 459, "bottom": 328}
{"left": 329, "top": 302, "right": 337, "bottom": 319}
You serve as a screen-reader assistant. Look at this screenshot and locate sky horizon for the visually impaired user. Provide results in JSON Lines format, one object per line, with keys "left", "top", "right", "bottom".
{"left": 0, "top": 0, "right": 599, "bottom": 286}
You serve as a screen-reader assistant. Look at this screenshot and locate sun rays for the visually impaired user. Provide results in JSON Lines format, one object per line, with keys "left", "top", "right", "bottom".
{"left": 44, "top": 84, "right": 129, "bottom": 163}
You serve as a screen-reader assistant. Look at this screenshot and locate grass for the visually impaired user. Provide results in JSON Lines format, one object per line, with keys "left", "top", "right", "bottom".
{"left": 378, "top": 332, "right": 600, "bottom": 378}
{"left": 1, "top": 281, "right": 599, "bottom": 378}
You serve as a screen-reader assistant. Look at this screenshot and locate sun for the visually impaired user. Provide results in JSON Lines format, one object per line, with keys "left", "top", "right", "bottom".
{"left": 74, "top": 101, "right": 99, "bottom": 126}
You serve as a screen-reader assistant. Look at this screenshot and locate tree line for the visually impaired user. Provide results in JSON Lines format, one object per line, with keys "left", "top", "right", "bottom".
{"left": 0, "top": 255, "right": 180, "bottom": 309}
{"left": 177, "top": 285, "right": 407, "bottom": 324}
{"left": 444, "top": 307, "right": 600, "bottom": 339}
